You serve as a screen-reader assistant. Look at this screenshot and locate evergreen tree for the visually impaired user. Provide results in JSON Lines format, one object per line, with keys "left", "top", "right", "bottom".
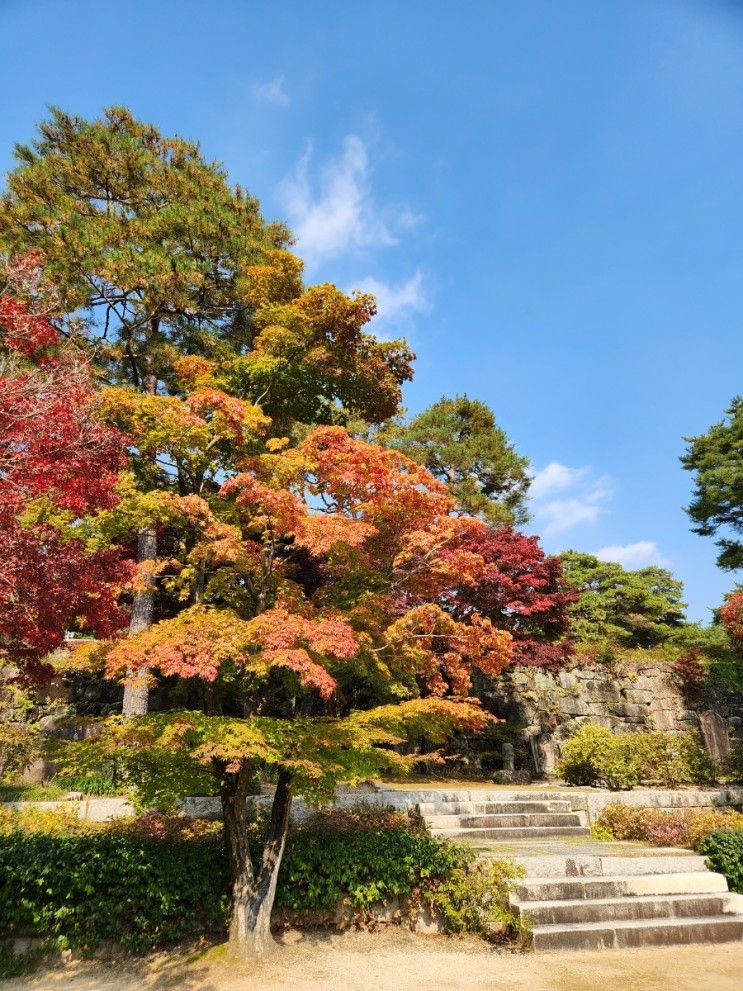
{"left": 682, "top": 396, "right": 743, "bottom": 571}
{"left": 382, "top": 396, "right": 530, "bottom": 525}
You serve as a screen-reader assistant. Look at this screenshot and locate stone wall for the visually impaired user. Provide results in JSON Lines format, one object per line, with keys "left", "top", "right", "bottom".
{"left": 475, "top": 662, "right": 743, "bottom": 776}
{"left": 5, "top": 785, "right": 743, "bottom": 824}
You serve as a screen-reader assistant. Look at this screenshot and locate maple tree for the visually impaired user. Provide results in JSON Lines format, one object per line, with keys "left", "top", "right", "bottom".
{"left": 0, "top": 109, "right": 578, "bottom": 960}
{"left": 379, "top": 398, "right": 574, "bottom": 664}
{"left": 392, "top": 523, "right": 573, "bottom": 667}
{"left": 409, "top": 522, "right": 577, "bottom": 668}
{"left": 720, "top": 591, "right": 743, "bottom": 644}
{"left": 60, "top": 426, "right": 513, "bottom": 958}
{"left": 0, "top": 276, "right": 132, "bottom": 676}
{"left": 0, "top": 107, "right": 415, "bottom": 713}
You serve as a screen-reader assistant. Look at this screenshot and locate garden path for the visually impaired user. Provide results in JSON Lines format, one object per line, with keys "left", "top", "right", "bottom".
{"left": 2, "top": 931, "right": 742, "bottom": 991}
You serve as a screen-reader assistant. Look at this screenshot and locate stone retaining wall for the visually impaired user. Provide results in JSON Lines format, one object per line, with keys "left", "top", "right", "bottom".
{"left": 476, "top": 662, "right": 743, "bottom": 775}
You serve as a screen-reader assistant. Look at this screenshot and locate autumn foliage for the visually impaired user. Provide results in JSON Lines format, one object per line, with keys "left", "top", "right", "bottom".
{"left": 0, "top": 282, "right": 132, "bottom": 669}
{"left": 0, "top": 108, "right": 577, "bottom": 959}
{"left": 721, "top": 591, "right": 743, "bottom": 644}
{"left": 94, "top": 424, "right": 517, "bottom": 703}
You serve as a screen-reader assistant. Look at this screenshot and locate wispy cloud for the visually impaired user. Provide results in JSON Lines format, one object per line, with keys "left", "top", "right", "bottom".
{"left": 538, "top": 498, "right": 606, "bottom": 536}
{"left": 530, "top": 461, "right": 612, "bottom": 536}
{"left": 251, "top": 76, "right": 290, "bottom": 107}
{"left": 529, "top": 462, "right": 590, "bottom": 500}
{"left": 280, "top": 135, "right": 401, "bottom": 267}
{"left": 595, "top": 541, "right": 669, "bottom": 568}
{"left": 398, "top": 208, "right": 424, "bottom": 232}
{"left": 354, "top": 270, "right": 428, "bottom": 324}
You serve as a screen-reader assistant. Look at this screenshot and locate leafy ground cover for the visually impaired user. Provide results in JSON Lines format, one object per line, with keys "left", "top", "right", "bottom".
{"left": 0, "top": 805, "right": 523, "bottom": 973}
{"left": 698, "top": 830, "right": 743, "bottom": 893}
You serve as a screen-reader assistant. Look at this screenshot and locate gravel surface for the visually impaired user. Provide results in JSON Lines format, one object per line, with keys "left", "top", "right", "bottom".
{"left": 3, "top": 929, "right": 742, "bottom": 991}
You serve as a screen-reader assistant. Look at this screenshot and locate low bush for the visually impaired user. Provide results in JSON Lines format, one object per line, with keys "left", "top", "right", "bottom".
{"left": 671, "top": 648, "right": 708, "bottom": 692}
{"left": 276, "top": 805, "right": 523, "bottom": 939}
{"left": 725, "top": 740, "right": 743, "bottom": 783}
{"left": 595, "top": 803, "right": 743, "bottom": 848}
{"left": 0, "top": 723, "right": 41, "bottom": 784}
{"left": 632, "top": 730, "right": 714, "bottom": 787}
{"left": 698, "top": 830, "right": 743, "bottom": 893}
{"left": 0, "top": 811, "right": 229, "bottom": 953}
{"left": 558, "top": 724, "right": 640, "bottom": 789}
{"left": 557, "top": 724, "right": 713, "bottom": 790}
{"left": 0, "top": 805, "right": 523, "bottom": 954}
{"left": 429, "top": 857, "right": 525, "bottom": 939}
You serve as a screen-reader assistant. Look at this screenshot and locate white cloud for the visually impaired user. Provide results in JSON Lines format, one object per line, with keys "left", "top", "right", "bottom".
{"left": 280, "top": 136, "right": 399, "bottom": 266}
{"left": 586, "top": 474, "right": 613, "bottom": 505}
{"left": 595, "top": 541, "right": 669, "bottom": 569}
{"left": 529, "top": 462, "right": 590, "bottom": 500}
{"left": 251, "top": 76, "right": 290, "bottom": 106}
{"left": 354, "top": 270, "right": 428, "bottom": 323}
{"left": 530, "top": 462, "right": 613, "bottom": 536}
{"left": 538, "top": 497, "right": 606, "bottom": 536}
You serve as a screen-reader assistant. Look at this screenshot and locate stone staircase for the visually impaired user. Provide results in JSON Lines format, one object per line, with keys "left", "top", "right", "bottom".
{"left": 511, "top": 869, "right": 743, "bottom": 951}
{"left": 419, "top": 793, "right": 590, "bottom": 840}
{"left": 419, "top": 790, "right": 743, "bottom": 951}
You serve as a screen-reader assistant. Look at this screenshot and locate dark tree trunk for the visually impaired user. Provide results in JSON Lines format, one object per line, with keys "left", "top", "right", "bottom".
{"left": 220, "top": 765, "right": 293, "bottom": 959}
{"left": 203, "top": 680, "right": 222, "bottom": 716}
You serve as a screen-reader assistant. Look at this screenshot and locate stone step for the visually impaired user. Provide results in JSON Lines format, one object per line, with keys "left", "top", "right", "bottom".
{"left": 425, "top": 813, "right": 584, "bottom": 830}
{"left": 516, "top": 872, "right": 729, "bottom": 903}
{"left": 418, "top": 800, "right": 573, "bottom": 816}
{"left": 531, "top": 914, "right": 743, "bottom": 952}
{"left": 435, "top": 825, "right": 591, "bottom": 840}
{"left": 516, "top": 892, "right": 728, "bottom": 926}
{"left": 510, "top": 853, "right": 709, "bottom": 878}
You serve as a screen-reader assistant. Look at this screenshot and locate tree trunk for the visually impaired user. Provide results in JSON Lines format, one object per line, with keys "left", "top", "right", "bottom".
{"left": 122, "top": 524, "right": 157, "bottom": 716}
{"left": 122, "top": 370, "right": 158, "bottom": 718}
{"left": 221, "top": 766, "right": 293, "bottom": 959}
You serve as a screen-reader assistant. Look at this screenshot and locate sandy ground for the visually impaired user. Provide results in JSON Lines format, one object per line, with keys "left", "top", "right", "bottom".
{"left": 3, "top": 930, "right": 743, "bottom": 991}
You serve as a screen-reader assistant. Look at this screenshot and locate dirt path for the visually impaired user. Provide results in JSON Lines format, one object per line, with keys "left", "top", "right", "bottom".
{"left": 4, "top": 930, "right": 743, "bottom": 991}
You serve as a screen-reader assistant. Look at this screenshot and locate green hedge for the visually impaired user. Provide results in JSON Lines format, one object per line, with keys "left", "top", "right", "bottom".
{"left": 0, "top": 826, "right": 229, "bottom": 952}
{"left": 0, "top": 807, "right": 522, "bottom": 955}
{"left": 698, "top": 830, "right": 743, "bottom": 893}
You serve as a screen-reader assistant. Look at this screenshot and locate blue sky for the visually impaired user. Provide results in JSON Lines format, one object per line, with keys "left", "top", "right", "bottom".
{"left": 1, "top": 0, "right": 741, "bottom": 620}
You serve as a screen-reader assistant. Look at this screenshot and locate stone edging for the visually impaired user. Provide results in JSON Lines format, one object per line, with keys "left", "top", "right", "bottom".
{"left": 3, "top": 785, "right": 742, "bottom": 823}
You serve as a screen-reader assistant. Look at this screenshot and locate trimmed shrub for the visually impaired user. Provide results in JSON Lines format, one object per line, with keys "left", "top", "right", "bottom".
{"left": 558, "top": 725, "right": 713, "bottom": 790}
{"left": 558, "top": 724, "right": 640, "bottom": 789}
{"left": 698, "top": 830, "right": 743, "bottom": 893}
{"left": 278, "top": 808, "right": 463, "bottom": 912}
{"left": 632, "top": 730, "right": 713, "bottom": 787}
{"left": 595, "top": 803, "right": 743, "bottom": 848}
{"left": 0, "top": 806, "right": 523, "bottom": 953}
